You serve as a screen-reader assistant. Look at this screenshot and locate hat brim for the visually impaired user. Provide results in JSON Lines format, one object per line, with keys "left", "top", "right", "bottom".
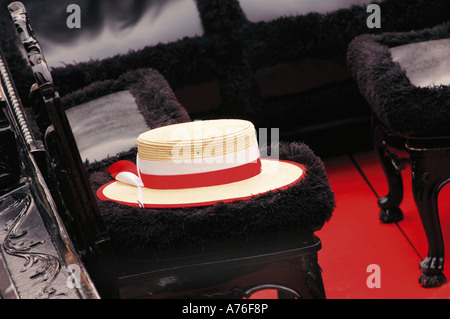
{"left": 97, "top": 159, "right": 305, "bottom": 208}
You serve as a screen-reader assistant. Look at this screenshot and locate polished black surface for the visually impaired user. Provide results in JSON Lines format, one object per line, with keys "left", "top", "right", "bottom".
{"left": 18, "top": 0, "right": 204, "bottom": 67}
{"left": 0, "top": 138, "right": 100, "bottom": 298}
{"left": 0, "top": 186, "right": 76, "bottom": 298}
{"left": 0, "top": 28, "right": 100, "bottom": 298}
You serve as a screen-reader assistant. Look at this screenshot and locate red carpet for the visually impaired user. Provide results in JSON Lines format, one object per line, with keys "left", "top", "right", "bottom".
{"left": 250, "top": 150, "right": 450, "bottom": 299}
{"left": 317, "top": 151, "right": 450, "bottom": 299}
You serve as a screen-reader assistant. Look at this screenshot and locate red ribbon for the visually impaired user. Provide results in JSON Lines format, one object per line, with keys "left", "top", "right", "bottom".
{"left": 106, "top": 158, "right": 263, "bottom": 190}
{"left": 140, "top": 158, "right": 262, "bottom": 189}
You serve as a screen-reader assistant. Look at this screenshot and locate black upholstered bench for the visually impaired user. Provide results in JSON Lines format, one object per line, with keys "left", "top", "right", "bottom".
{"left": 88, "top": 140, "right": 334, "bottom": 299}
{"left": 62, "top": 68, "right": 336, "bottom": 298}
{"left": 347, "top": 21, "right": 450, "bottom": 288}
{"left": 6, "top": 0, "right": 449, "bottom": 159}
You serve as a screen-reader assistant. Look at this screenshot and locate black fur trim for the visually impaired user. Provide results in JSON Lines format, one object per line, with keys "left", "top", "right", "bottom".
{"left": 62, "top": 68, "right": 191, "bottom": 129}
{"left": 47, "top": 0, "right": 450, "bottom": 100}
{"left": 347, "top": 21, "right": 450, "bottom": 137}
{"left": 88, "top": 141, "right": 335, "bottom": 256}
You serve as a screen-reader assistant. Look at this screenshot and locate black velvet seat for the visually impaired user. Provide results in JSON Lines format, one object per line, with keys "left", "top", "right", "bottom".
{"left": 347, "top": 21, "right": 450, "bottom": 288}
{"left": 5, "top": 0, "right": 450, "bottom": 158}
{"left": 63, "top": 68, "right": 336, "bottom": 298}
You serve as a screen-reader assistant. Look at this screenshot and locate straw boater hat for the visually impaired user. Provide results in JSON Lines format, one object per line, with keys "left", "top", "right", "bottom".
{"left": 97, "top": 119, "right": 305, "bottom": 208}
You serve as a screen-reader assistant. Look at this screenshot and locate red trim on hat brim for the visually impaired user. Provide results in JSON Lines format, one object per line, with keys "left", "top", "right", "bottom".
{"left": 96, "top": 160, "right": 306, "bottom": 209}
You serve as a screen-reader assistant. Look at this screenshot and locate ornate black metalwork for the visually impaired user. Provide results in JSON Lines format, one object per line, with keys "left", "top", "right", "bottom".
{"left": 0, "top": 3, "right": 101, "bottom": 299}
{"left": 1, "top": 193, "right": 62, "bottom": 299}
{"left": 8, "top": 2, "right": 54, "bottom": 98}
{"left": 7, "top": 2, "right": 117, "bottom": 297}
{"left": 0, "top": 104, "right": 20, "bottom": 189}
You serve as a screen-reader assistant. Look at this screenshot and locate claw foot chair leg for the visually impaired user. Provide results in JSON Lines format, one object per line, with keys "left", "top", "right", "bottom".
{"left": 373, "top": 123, "right": 405, "bottom": 223}
{"left": 407, "top": 140, "right": 450, "bottom": 288}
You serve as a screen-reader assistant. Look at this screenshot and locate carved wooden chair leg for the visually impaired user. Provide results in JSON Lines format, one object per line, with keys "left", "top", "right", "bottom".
{"left": 373, "top": 124, "right": 405, "bottom": 223}
{"left": 348, "top": 21, "right": 450, "bottom": 288}
{"left": 407, "top": 143, "right": 450, "bottom": 288}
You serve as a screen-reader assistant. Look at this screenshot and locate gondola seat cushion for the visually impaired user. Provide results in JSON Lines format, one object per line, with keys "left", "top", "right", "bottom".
{"left": 347, "top": 21, "right": 450, "bottom": 137}
{"left": 67, "top": 68, "right": 336, "bottom": 257}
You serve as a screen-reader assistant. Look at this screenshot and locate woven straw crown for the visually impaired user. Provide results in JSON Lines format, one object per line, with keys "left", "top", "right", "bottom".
{"left": 136, "top": 119, "right": 258, "bottom": 162}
